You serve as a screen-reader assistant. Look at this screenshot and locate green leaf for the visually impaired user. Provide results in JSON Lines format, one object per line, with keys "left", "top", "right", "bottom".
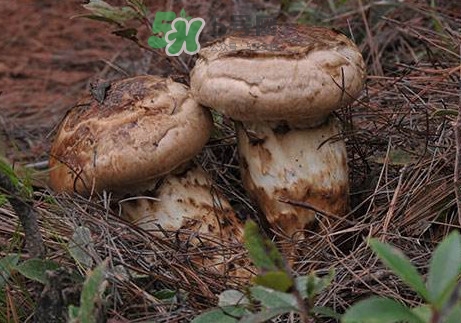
{"left": 311, "top": 306, "right": 341, "bottom": 319}
{"left": 0, "top": 158, "right": 19, "bottom": 190}
{"left": 180, "top": 8, "right": 186, "bottom": 18}
{"left": 127, "top": 0, "right": 149, "bottom": 16}
{"left": 411, "top": 305, "right": 431, "bottom": 322}
{"left": 68, "top": 226, "right": 94, "bottom": 269}
{"left": 218, "top": 289, "right": 249, "bottom": 306}
{"left": 427, "top": 231, "right": 461, "bottom": 307}
{"left": 244, "top": 220, "right": 284, "bottom": 272}
{"left": 445, "top": 304, "right": 461, "bottom": 323}
{"left": 68, "top": 305, "right": 79, "bottom": 320}
{"left": 15, "top": 259, "right": 60, "bottom": 284}
{"left": 153, "top": 289, "right": 176, "bottom": 300}
{"left": 253, "top": 271, "right": 293, "bottom": 292}
{"left": 0, "top": 254, "right": 19, "bottom": 286}
{"left": 369, "top": 239, "right": 429, "bottom": 300}
{"left": 82, "top": 0, "right": 138, "bottom": 25}
{"left": 72, "top": 260, "right": 108, "bottom": 323}
{"left": 239, "top": 307, "right": 296, "bottom": 323}
{"left": 191, "top": 306, "right": 246, "bottom": 323}
{"left": 0, "top": 194, "right": 7, "bottom": 206}
{"left": 71, "top": 14, "right": 123, "bottom": 27}
{"left": 342, "top": 297, "right": 425, "bottom": 323}
{"left": 249, "top": 285, "right": 298, "bottom": 310}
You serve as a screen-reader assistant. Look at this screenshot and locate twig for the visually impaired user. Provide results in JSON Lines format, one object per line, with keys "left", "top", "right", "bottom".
{"left": 0, "top": 172, "right": 45, "bottom": 259}
{"left": 455, "top": 43, "right": 461, "bottom": 225}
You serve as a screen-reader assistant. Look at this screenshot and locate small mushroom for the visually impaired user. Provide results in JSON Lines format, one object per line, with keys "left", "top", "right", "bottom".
{"left": 49, "top": 76, "right": 248, "bottom": 274}
{"left": 191, "top": 25, "right": 366, "bottom": 236}
{"left": 49, "top": 75, "right": 213, "bottom": 195}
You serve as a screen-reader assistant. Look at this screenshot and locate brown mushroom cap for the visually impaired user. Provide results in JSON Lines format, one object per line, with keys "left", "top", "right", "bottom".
{"left": 49, "top": 76, "right": 213, "bottom": 195}
{"left": 191, "top": 25, "right": 365, "bottom": 127}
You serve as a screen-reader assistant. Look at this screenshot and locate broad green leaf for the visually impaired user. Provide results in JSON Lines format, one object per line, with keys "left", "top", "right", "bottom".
{"left": 69, "top": 226, "right": 94, "bottom": 269}
{"left": 445, "top": 304, "right": 461, "bottom": 323}
{"left": 15, "top": 259, "right": 60, "bottom": 284}
{"left": 369, "top": 239, "right": 429, "bottom": 300}
{"left": 82, "top": 0, "right": 138, "bottom": 24}
{"left": 342, "top": 297, "right": 425, "bottom": 323}
{"left": 411, "top": 305, "right": 431, "bottom": 322}
{"left": 69, "top": 260, "right": 108, "bottom": 323}
{"left": 244, "top": 220, "right": 284, "bottom": 272}
{"left": 218, "top": 289, "right": 249, "bottom": 306}
{"left": 239, "top": 307, "right": 297, "bottom": 323}
{"left": 0, "top": 254, "right": 19, "bottom": 286}
{"left": 427, "top": 231, "right": 461, "bottom": 307}
{"left": 253, "top": 271, "right": 293, "bottom": 292}
{"left": 311, "top": 306, "right": 341, "bottom": 319}
{"left": 249, "top": 285, "right": 298, "bottom": 310}
{"left": 191, "top": 306, "right": 246, "bottom": 323}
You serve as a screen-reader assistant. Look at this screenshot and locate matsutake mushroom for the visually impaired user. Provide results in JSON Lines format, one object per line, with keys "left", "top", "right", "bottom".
{"left": 190, "top": 25, "right": 365, "bottom": 237}
{"left": 49, "top": 76, "right": 249, "bottom": 275}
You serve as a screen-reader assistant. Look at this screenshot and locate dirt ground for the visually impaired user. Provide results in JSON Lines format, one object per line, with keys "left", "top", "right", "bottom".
{"left": 0, "top": 0, "right": 280, "bottom": 165}
{"left": 1, "top": 0, "right": 461, "bottom": 322}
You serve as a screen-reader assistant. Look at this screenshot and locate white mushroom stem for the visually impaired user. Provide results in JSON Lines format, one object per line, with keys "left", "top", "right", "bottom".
{"left": 236, "top": 117, "right": 349, "bottom": 237}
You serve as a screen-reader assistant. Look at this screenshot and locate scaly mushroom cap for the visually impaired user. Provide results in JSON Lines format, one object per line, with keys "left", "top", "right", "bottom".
{"left": 237, "top": 118, "right": 349, "bottom": 236}
{"left": 49, "top": 76, "right": 213, "bottom": 195}
{"left": 191, "top": 25, "right": 366, "bottom": 127}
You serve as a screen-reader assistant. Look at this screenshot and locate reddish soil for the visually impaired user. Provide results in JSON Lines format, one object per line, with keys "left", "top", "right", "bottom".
{"left": 1, "top": 1, "right": 127, "bottom": 163}
{"left": 0, "top": 0, "right": 280, "bottom": 166}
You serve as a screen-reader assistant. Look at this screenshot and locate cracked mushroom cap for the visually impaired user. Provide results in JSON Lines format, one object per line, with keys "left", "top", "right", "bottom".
{"left": 191, "top": 25, "right": 365, "bottom": 127}
{"left": 49, "top": 76, "right": 213, "bottom": 195}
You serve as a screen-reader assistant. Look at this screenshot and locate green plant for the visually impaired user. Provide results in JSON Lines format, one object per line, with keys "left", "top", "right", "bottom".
{"left": 68, "top": 260, "right": 109, "bottom": 323}
{"left": 0, "top": 254, "right": 60, "bottom": 321}
{"left": 75, "top": 0, "right": 154, "bottom": 51}
{"left": 342, "top": 231, "right": 461, "bottom": 323}
{"left": 192, "top": 220, "right": 338, "bottom": 322}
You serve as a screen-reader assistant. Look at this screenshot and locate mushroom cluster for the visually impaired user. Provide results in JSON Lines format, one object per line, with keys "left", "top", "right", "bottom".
{"left": 190, "top": 25, "right": 365, "bottom": 237}
{"left": 49, "top": 24, "right": 365, "bottom": 273}
{"left": 49, "top": 75, "right": 248, "bottom": 274}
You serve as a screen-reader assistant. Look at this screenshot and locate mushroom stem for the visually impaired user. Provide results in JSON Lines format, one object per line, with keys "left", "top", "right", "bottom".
{"left": 236, "top": 117, "right": 349, "bottom": 237}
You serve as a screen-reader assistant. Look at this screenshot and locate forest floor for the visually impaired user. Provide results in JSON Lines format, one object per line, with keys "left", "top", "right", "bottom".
{"left": 1, "top": 0, "right": 460, "bottom": 322}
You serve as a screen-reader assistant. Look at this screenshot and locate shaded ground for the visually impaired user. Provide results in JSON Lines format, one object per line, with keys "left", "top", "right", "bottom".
{"left": 1, "top": 0, "right": 461, "bottom": 322}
